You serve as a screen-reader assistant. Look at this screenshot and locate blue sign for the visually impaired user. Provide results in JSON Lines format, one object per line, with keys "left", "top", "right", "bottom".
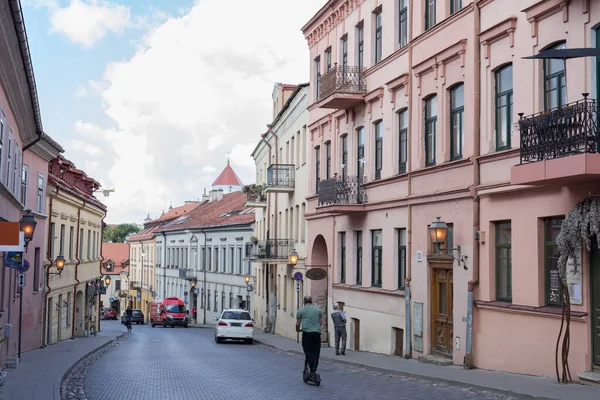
{"left": 109, "top": 297, "right": 114, "bottom": 302}
{"left": 18, "top": 259, "right": 30, "bottom": 273}
{"left": 136, "top": 293, "right": 141, "bottom": 300}
{"left": 184, "top": 291, "right": 189, "bottom": 296}
{"left": 4, "top": 252, "right": 23, "bottom": 269}
{"left": 293, "top": 271, "right": 303, "bottom": 282}
{"left": 184, "top": 299, "right": 188, "bottom": 304}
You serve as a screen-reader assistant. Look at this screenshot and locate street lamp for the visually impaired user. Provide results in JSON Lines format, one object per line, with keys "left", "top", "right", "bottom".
{"left": 243, "top": 275, "right": 254, "bottom": 292}
{"left": 19, "top": 209, "right": 37, "bottom": 251}
{"left": 50, "top": 254, "right": 66, "bottom": 275}
{"left": 428, "top": 216, "right": 468, "bottom": 269}
{"left": 190, "top": 280, "right": 196, "bottom": 288}
{"left": 289, "top": 249, "right": 299, "bottom": 266}
{"left": 104, "top": 276, "right": 111, "bottom": 286}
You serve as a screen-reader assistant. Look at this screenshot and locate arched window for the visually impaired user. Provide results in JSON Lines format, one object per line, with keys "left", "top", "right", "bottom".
{"left": 543, "top": 42, "right": 567, "bottom": 110}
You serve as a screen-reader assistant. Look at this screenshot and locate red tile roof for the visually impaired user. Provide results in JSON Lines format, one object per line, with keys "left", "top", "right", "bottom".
{"left": 159, "top": 191, "right": 254, "bottom": 232}
{"left": 212, "top": 160, "right": 243, "bottom": 187}
{"left": 156, "top": 202, "right": 203, "bottom": 222}
{"left": 101, "top": 242, "right": 129, "bottom": 274}
{"left": 127, "top": 225, "right": 162, "bottom": 241}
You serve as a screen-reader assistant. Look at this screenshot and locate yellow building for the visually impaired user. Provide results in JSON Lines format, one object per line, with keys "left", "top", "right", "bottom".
{"left": 43, "top": 155, "right": 106, "bottom": 344}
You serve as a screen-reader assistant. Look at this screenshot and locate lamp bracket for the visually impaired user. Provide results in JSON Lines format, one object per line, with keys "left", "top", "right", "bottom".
{"left": 435, "top": 244, "right": 468, "bottom": 270}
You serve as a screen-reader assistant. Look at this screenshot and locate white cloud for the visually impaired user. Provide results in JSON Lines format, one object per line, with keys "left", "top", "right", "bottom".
{"left": 74, "top": 85, "right": 88, "bottom": 99}
{"left": 72, "top": 139, "right": 103, "bottom": 156}
{"left": 70, "top": 0, "right": 324, "bottom": 223}
{"left": 48, "top": 0, "right": 131, "bottom": 47}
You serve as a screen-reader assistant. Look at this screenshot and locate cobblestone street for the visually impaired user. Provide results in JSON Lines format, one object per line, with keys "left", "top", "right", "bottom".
{"left": 76, "top": 321, "right": 516, "bottom": 400}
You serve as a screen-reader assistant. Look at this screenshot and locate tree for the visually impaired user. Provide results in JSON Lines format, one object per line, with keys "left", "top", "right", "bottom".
{"left": 103, "top": 223, "right": 141, "bottom": 243}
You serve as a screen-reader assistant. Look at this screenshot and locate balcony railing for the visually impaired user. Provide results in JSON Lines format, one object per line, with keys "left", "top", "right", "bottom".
{"left": 267, "top": 164, "right": 295, "bottom": 188}
{"left": 518, "top": 94, "right": 598, "bottom": 164}
{"left": 243, "top": 184, "right": 267, "bottom": 203}
{"left": 245, "top": 239, "right": 293, "bottom": 261}
{"left": 319, "top": 65, "right": 367, "bottom": 101}
{"left": 318, "top": 175, "right": 368, "bottom": 206}
{"left": 129, "top": 281, "right": 142, "bottom": 290}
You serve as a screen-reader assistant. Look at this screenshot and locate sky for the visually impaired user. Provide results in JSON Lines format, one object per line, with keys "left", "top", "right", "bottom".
{"left": 21, "top": 0, "right": 325, "bottom": 224}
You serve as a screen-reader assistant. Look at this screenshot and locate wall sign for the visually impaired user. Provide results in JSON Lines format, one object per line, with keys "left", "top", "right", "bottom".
{"left": 305, "top": 268, "right": 327, "bottom": 280}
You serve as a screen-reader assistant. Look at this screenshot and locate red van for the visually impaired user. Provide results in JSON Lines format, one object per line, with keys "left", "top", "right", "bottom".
{"left": 150, "top": 297, "right": 190, "bottom": 328}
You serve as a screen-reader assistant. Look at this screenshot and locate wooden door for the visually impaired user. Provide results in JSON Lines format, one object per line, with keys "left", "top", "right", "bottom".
{"left": 431, "top": 267, "right": 454, "bottom": 356}
{"left": 592, "top": 244, "right": 600, "bottom": 367}
{"left": 352, "top": 318, "right": 360, "bottom": 351}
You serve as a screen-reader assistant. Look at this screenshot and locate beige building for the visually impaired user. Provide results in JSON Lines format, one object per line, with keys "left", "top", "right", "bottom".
{"left": 44, "top": 155, "right": 106, "bottom": 344}
{"left": 247, "top": 83, "right": 314, "bottom": 340}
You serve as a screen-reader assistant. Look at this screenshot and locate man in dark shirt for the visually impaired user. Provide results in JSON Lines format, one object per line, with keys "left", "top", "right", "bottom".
{"left": 331, "top": 303, "right": 347, "bottom": 355}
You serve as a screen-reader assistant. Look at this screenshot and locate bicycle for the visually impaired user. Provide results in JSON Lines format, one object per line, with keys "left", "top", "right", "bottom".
{"left": 125, "top": 316, "right": 132, "bottom": 333}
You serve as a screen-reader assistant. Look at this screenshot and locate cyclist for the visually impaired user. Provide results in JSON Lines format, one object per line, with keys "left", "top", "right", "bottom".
{"left": 295, "top": 296, "right": 323, "bottom": 379}
{"left": 124, "top": 307, "right": 133, "bottom": 331}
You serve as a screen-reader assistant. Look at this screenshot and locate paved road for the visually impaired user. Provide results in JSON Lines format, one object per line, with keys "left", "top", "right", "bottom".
{"left": 84, "top": 321, "right": 515, "bottom": 400}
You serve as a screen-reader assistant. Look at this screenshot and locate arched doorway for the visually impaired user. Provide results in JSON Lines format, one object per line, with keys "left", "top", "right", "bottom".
{"left": 75, "top": 290, "right": 85, "bottom": 337}
{"left": 310, "top": 234, "right": 329, "bottom": 343}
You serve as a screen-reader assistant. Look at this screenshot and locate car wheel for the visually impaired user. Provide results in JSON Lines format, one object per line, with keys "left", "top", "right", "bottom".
{"left": 163, "top": 321, "right": 167, "bottom": 328}
{"left": 246, "top": 339, "right": 253, "bottom": 345}
{"left": 151, "top": 320, "right": 155, "bottom": 328}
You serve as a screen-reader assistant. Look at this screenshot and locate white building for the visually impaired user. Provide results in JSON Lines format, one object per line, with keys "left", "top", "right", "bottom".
{"left": 247, "top": 83, "right": 314, "bottom": 340}
{"left": 100, "top": 242, "right": 129, "bottom": 315}
{"left": 156, "top": 185, "right": 256, "bottom": 324}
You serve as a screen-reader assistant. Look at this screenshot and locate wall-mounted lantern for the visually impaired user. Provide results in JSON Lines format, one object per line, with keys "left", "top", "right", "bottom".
{"left": 428, "top": 217, "right": 468, "bottom": 270}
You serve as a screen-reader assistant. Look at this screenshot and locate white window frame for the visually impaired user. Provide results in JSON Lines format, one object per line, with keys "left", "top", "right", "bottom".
{"left": 37, "top": 173, "right": 45, "bottom": 213}
{"left": 21, "top": 163, "right": 29, "bottom": 207}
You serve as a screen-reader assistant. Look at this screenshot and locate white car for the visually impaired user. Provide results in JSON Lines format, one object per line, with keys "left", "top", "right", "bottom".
{"left": 214, "top": 309, "right": 254, "bottom": 344}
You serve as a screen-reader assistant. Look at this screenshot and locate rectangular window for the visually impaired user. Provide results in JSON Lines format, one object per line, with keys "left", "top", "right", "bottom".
{"left": 21, "top": 164, "right": 28, "bottom": 206}
{"left": 87, "top": 230, "right": 91, "bottom": 259}
{"left": 208, "top": 247, "right": 212, "bottom": 271}
{"left": 341, "top": 36, "right": 348, "bottom": 69}
{"left": 0, "top": 110, "right": 4, "bottom": 179}
{"left": 66, "top": 292, "right": 71, "bottom": 326}
{"left": 214, "top": 247, "right": 219, "bottom": 271}
{"left": 399, "top": 0, "right": 408, "bottom": 47}
{"left": 221, "top": 291, "right": 225, "bottom": 312}
{"left": 398, "top": 229, "right": 406, "bottom": 290}
{"left": 341, "top": 135, "right": 348, "bottom": 180}
{"left": 50, "top": 223, "right": 56, "bottom": 259}
{"left": 6, "top": 133, "right": 11, "bottom": 186}
{"left": 545, "top": 217, "right": 564, "bottom": 306}
{"left": 425, "top": 96, "right": 438, "bottom": 166}
{"left": 79, "top": 228, "right": 83, "bottom": 258}
{"left": 229, "top": 246, "right": 234, "bottom": 274}
{"left": 450, "top": 0, "right": 462, "bottom": 14}
{"left": 237, "top": 246, "right": 242, "bottom": 275}
{"left": 325, "top": 142, "right": 331, "bottom": 179}
{"left": 495, "top": 65, "right": 513, "bottom": 150}
{"left": 371, "top": 230, "right": 383, "bottom": 287}
{"left": 202, "top": 246, "right": 206, "bottom": 270}
{"left": 356, "top": 231, "right": 363, "bottom": 285}
{"left": 33, "top": 247, "right": 41, "bottom": 291}
{"left": 544, "top": 42, "right": 567, "bottom": 110}
{"left": 12, "top": 146, "right": 18, "bottom": 194}
{"left": 495, "top": 221, "right": 512, "bottom": 301}
{"left": 374, "top": 10, "right": 383, "bottom": 63}
{"left": 314, "top": 146, "right": 321, "bottom": 192}
{"left": 357, "top": 24, "right": 364, "bottom": 70}
{"left": 69, "top": 226, "right": 74, "bottom": 260}
{"left": 340, "top": 232, "right": 347, "bottom": 283}
{"left": 325, "top": 48, "right": 332, "bottom": 72}
{"left": 375, "top": 120, "right": 383, "bottom": 179}
{"left": 207, "top": 290, "right": 211, "bottom": 311}
{"left": 222, "top": 247, "right": 226, "bottom": 272}
{"left": 357, "top": 127, "right": 365, "bottom": 182}
{"left": 425, "top": 0, "right": 436, "bottom": 30}
{"left": 60, "top": 224, "right": 65, "bottom": 256}
{"left": 398, "top": 110, "right": 408, "bottom": 173}
{"left": 37, "top": 173, "right": 44, "bottom": 213}
{"left": 450, "top": 84, "right": 464, "bottom": 160}
{"left": 314, "top": 57, "right": 321, "bottom": 100}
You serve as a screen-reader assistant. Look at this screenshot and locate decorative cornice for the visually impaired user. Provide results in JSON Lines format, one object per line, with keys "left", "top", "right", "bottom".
{"left": 523, "top": 0, "right": 570, "bottom": 40}
{"left": 386, "top": 74, "right": 409, "bottom": 109}
{"left": 413, "top": 40, "right": 467, "bottom": 94}
{"left": 364, "top": 87, "right": 384, "bottom": 117}
{"left": 303, "top": 0, "right": 366, "bottom": 49}
{"left": 480, "top": 17, "right": 517, "bottom": 66}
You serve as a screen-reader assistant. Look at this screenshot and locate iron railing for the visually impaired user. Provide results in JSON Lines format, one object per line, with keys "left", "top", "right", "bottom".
{"left": 244, "top": 185, "right": 267, "bottom": 203}
{"left": 245, "top": 239, "right": 294, "bottom": 260}
{"left": 318, "top": 175, "right": 367, "bottom": 206}
{"left": 319, "top": 65, "right": 367, "bottom": 100}
{"left": 267, "top": 164, "right": 295, "bottom": 187}
{"left": 519, "top": 94, "right": 599, "bottom": 164}
{"left": 129, "top": 281, "right": 141, "bottom": 290}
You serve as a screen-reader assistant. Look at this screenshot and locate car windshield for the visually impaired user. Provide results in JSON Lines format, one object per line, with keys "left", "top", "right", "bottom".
{"left": 105, "top": 309, "right": 114, "bottom": 313}
{"left": 221, "top": 311, "right": 251, "bottom": 321}
{"left": 165, "top": 304, "right": 186, "bottom": 313}
{"left": 132, "top": 310, "right": 143, "bottom": 316}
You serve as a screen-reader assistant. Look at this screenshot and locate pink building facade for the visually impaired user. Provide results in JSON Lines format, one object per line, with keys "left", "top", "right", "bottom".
{"left": 302, "top": 0, "right": 600, "bottom": 380}
{"left": 0, "top": 0, "right": 62, "bottom": 368}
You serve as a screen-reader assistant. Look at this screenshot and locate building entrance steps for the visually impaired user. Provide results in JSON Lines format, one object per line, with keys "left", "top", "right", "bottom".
{"left": 252, "top": 329, "right": 600, "bottom": 400}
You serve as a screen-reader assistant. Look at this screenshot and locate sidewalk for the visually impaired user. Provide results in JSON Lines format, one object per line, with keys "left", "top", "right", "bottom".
{"left": 0, "top": 329, "right": 123, "bottom": 400}
{"left": 252, "top": 329, "right": 600, "bottom": 400}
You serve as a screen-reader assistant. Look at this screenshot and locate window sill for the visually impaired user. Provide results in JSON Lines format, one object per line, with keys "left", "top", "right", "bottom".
{"left": 474, "top": 300, "right": 587, "bottom": 320}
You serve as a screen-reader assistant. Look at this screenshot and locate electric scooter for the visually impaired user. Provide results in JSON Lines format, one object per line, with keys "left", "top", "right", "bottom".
{"left": 302, "top": 356, "right": 321, "bottom": 386}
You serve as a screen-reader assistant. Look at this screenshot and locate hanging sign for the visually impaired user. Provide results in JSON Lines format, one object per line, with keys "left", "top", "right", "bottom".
{"left": 306, "top": 268, "right": 327, "bottom": 280}
{"left": 4, "top": 252, "right": 23, "bottom": 269}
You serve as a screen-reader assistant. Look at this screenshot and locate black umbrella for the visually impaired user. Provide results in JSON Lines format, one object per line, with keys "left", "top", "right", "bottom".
{"left": 522, "top": 47, "right": 600, "bottom": 60}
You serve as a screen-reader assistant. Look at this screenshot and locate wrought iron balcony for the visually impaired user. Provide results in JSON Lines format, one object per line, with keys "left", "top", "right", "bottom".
{"left": 318, "top": 65, "right": 367, "bottom": 109}
{"left": 243, "top": 184, "right": 267, "bottom": 207}
{"left": 244, "top": 239, "right": 293, "bottom": 263}
{"left": 512, "top": 94, "right": 600, "bottom": 186}
{"left": 317, "top": 175, "right": 367, "bottom": 212}
{"left": 129, "top": 281, "right": 142, "bottom": 290}
{"left": 266, "top": 164, "right": 295, "bottom": 192}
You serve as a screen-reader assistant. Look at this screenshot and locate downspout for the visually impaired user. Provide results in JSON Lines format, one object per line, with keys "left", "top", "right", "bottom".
{"left": 97, "top": 209, "right": 107, "bottom": 333}
{"left": 404, "top": 0, "right": 415, "bottom": 359}
{"left": 259, "top": 133, "right": 272, "bottom": 331}
{"left": 71, "top": 200, "right": 85, "bottom": 338}
{"left": 42, "top": 194, "right": 55, "bottom": 347}
{"left": 266, "top": 125, "right": 279, "bottom": 334}
{"left": 464, "top": 0, "right": 482, "bottom": 370}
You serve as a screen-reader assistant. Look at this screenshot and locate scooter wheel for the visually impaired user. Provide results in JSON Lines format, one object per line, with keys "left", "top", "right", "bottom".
{"left": 314, "top": 375, "right": 321, "bottom": 386}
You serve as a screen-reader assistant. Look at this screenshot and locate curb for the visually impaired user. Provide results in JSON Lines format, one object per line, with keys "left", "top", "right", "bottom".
{"left": 54, "top": 333, "right": 125, "bottom": 400}
{"left": 253, "top": 339, "right": 556, "bottom": 400}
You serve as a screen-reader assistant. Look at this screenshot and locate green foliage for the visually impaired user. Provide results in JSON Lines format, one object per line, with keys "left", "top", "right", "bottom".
{"left": 103, "top": 223, "right": 141, "bottom": 243}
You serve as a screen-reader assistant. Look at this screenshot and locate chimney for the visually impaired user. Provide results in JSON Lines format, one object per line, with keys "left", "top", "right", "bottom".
{"left": 217, "top": 189, "right": 224, "bottom": 201}
{"left": 202, "top": 187, "right": 209, "bottom": 202}
{"left": 209, "top": 189, "right": 224, "bottom": 202}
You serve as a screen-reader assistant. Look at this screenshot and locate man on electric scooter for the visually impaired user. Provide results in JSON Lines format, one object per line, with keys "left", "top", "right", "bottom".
{"left": 296, "top": 296, "right": 323, "bottom": 382}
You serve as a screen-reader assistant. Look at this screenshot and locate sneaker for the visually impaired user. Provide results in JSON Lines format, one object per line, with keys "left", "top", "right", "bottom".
{"left": 341, "top": 352, "right": 346, "bottom": 355}
{"left": 335, "top": 351, "right": 339, "bottom": 355}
